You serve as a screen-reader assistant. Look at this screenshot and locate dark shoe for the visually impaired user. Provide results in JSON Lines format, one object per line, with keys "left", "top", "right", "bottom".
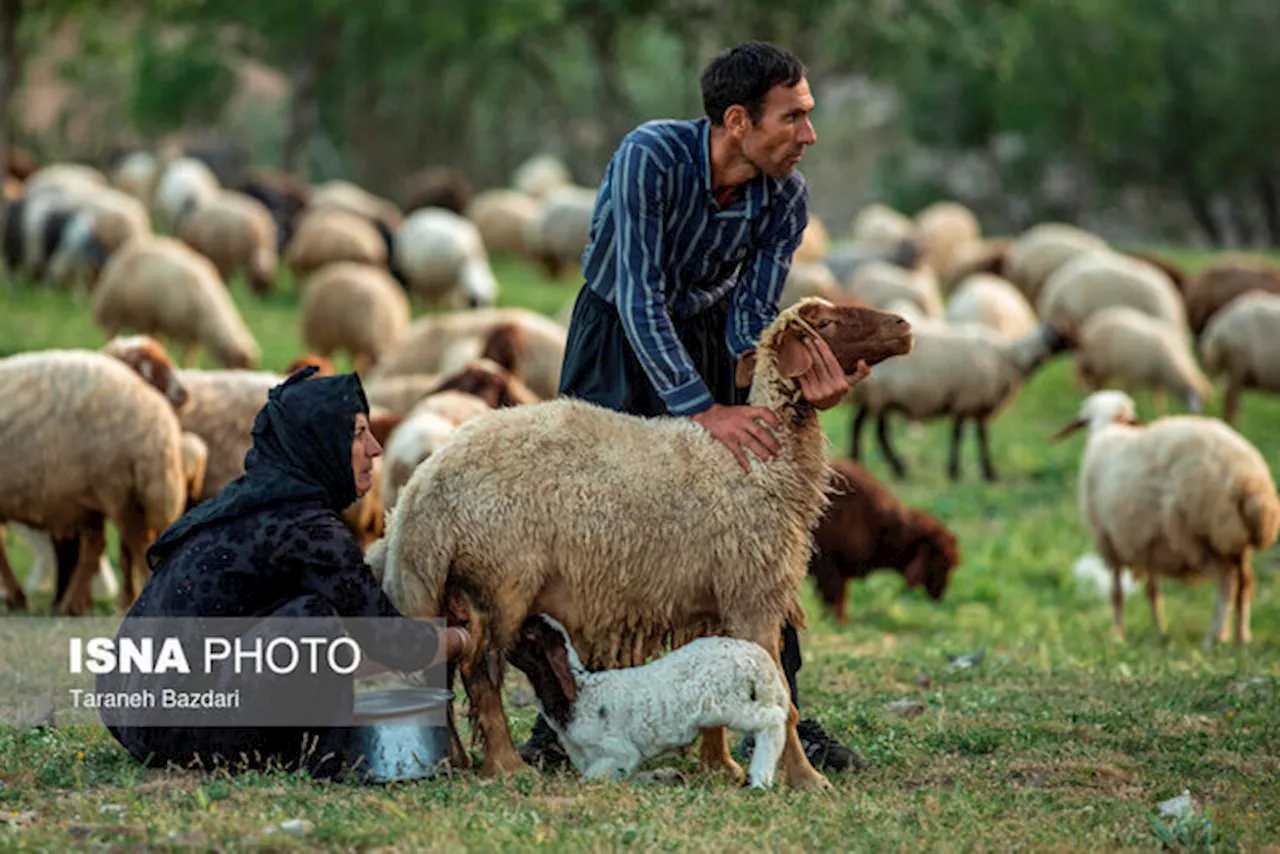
{"left": 518, "top": 716, "right": 570, "bottom": 772}
{"left": 740, "top": 720, "right": 867, "bottom": 773}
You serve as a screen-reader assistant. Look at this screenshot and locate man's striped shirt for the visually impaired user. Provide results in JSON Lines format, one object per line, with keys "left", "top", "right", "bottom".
{"left": 579, "top": 116, "right": 810, "bottom": 416}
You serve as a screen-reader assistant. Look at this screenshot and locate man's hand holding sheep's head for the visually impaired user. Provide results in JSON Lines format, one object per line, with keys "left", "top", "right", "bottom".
{"left": 735, "top": 336, "right": 872, "bottom": 410}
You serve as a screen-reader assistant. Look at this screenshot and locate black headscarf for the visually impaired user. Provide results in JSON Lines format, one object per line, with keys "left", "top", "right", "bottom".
{"left": 146, "top": 366, "right": 370, "bottom": 570}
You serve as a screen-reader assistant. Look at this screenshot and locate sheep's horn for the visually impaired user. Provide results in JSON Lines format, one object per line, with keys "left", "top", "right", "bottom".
{"left": 1050, "top": 417, "right": 1085, "bottom": 443}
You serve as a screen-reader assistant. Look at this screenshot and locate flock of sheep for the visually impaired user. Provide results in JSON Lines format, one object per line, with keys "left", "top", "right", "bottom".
{"left": 1, "top": 139, "right": 1279, "bottom": 784}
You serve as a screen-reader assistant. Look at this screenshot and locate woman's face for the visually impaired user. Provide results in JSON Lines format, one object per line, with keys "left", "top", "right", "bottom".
{"left": 351, "top": 413, "right": 383, "bottom": 497}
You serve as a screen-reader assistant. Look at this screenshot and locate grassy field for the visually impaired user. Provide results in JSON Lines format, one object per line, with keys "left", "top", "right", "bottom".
{"left": 2, "top": 249, "right": 1279, "bottom": 852}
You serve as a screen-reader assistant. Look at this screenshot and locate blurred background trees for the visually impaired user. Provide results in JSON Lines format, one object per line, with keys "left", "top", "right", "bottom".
{"left": 4, "top": 0, "right": 1280, "bottom": 246}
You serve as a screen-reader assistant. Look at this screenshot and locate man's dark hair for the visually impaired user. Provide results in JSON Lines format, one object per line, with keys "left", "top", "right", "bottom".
{"left": 701, "top": 41, "right": 807, "bottom": 126}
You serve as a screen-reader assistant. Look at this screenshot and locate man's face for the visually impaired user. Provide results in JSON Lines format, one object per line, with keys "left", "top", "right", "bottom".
{"left": 740, "top": 77, "right": 817, "bottom": 179}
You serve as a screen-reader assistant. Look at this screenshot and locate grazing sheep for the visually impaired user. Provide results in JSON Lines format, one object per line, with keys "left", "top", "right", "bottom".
{"left": 914, "top": 201, "right": 981, "bottom": 279}
{"left": 372, "top": 297, "right": 913, "bottom": 787}
{"left": 0, "top": 351, "right": 188, "bottom": 614}
{"left": 1052, "top": 390, "right": 1280, "bottom": 646}
{"left": 507, "top": 614, "right": 791, "bottom": 789}
{"left": 403, "top": 167, "right": 474, "bottom": 216}
{"left": 111, "top": 150, "right": 159, "bottom": 202}
{"left": 1006, "top": 222, "right": 1108, "bottom": 302}
{"left": 177, "top": 189, "right": 279, "bottom": 294}
{"left": 824, "top": 239, "right": 921, "bottom": 286}
{"left": 1037, "top": 249, "right": 1190, "bottom": 342}
{"left": 1200, "top": 290, "right": 1280, "bottom": 424}
{"left": 851, "top": 322, "right": 1069, "bottom": 481}
{"left": 300, "top": 261, "right": 411, "bottom": 375}
{"left": 308, "top": 180, "right": 403, "bottom": 231}
{"left": 373, "top": 307, "right": 567, "bottom": 400}
{"left": 237, "top": 168, "right": 311, "bottom": 251}
{"left": 793, "top": 214, "right": 830, "bottom": 263}
{"left": 172, "top": 369, "right": 283, "bottom": 501}
{"left": 1183, "top": 256, "right": 1280, "bottom": 335}
{"left": 809, "top": 459, "right": 961, "bottom": 623}
{"left": 25, "top": 163, "right": 107, "bottom": 194}
{"left": 91, "top": 235, "right": 261, "bottom": 369}
{"left": 944, "top": 273, "right": 1038, "bottom": 338}
{"left": 1123, "top": 248, "right": 1189, "bottom": 295}
{"left": 778, "top": 261, "right": 840, "bottom": 309}
{"left": 392, "top": 207, "right": 499, "bottom": 308}
{"left": 150, "top": 156, "right": 221, "bottom": 234}
{"left": 466, "top": 188, "right": 541, "bottom": 257}
{"left": 285, "top": 206, "right": 389, "bottom": 280}
{"left": 938, "top": 237, "right": 1012, "bottom": 296}
{"left": 1070, "top": 306, "right": 1212, "bottom": 413}
{"left": 512, "top": 153, "right": 572, "bottom": 199}
{"left": 524, "top": 184, "right": 597, "bottom": 279}
{"left": 845, "top": 260, "right": 944, "bottom": 319}
{"left": 850, "top": 203, "right": 916, "bottom": 252}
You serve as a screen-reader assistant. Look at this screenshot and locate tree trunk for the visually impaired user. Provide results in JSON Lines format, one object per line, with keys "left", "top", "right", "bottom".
{"left": 1180, "top": 177, "right": 1222, "bottom": 246}
{"left": 1256, "top": 172, "right": 1280, "bottom": 247}
{"left": 0, "top": 0, "right": 21, "bottom": 182}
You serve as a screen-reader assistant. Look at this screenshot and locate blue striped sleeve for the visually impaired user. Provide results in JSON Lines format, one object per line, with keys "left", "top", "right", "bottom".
{"left": 612, "top": 141, "right": 716, "bottom": 416}
{"left": 726, "top": 183, "right": 810, "bottom": 357}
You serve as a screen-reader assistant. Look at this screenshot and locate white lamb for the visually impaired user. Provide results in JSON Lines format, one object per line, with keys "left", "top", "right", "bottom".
{"left": 506, "top": 614, "right": 790, "bottom": 789}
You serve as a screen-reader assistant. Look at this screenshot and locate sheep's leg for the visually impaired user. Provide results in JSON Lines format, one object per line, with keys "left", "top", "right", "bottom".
{"left": 1109, "top": 563, "right": 1126, "bottom": 640}
{"left": 1234, "top": 550, "right": 1254, "bottom": 646}
{"left": 697, "top": 726, "right": 744, "bottom": 784}
{"left": 461, "top": 659, "right": 524, "bottom": 776}
{"left": 875, "top": 412, "right": 908, "bottom": 480}
{"left": 1206, "top": 567, "right": 1239, "bottom": 649}
{"left": 849, "top": 406, "right": 869, "bottom": 461}
{"left": 55, "top": 526, "right": 105, "bottom": 616}
{"left": 947, "top": 417, "right": 965, "bottom": 481}
{"left": 1144, "top": 574, "right": 1166, "bottom": 636}
{"left": 1223, "top": 376, "right": 1242, "bottom": 424}
{"left": 976, "top": 418, "right": 998, "bottom": 482}
{"left": 812, "top": 557, "right": 848, "bottom": 624}
{"left": 0, "top": 532, "right": 27, "bottom": 613}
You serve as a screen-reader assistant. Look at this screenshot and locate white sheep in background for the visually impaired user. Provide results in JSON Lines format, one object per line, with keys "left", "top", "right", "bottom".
{"left": 111, "top": 150, "right": 159, "bottom": 202}
{"left": 1037, "top": 249, "right": 1190, "bottom": 342}
{"left": 914, "top": 200, "right": 981, "bottom": 279}
{"left": 944, "top": 273, "right": 1039, "bottom": 339}
{"left": 506, "top": 614, "right": 790, "bottom": 789}
{"left": 1070, "top": 306, "right": 1212, "bottom": 412}
{"left": 392, "top": 207, "right": 499, "bottom": 308}
{"left": 91, "top": 235, "right": 261, "bottom": 369}
{"left": 285, "top": 206, "right": 389, "bottom": 280}
{"left": 793, "top": 213, "right": 830, "bottom": 263}
{"left": 177, "top": 189, "right": 280, "bottom": 294}
{"left": 1052, "top": 390, "right": 1280, "bottom": 646}
{"left": 380, "top": 410, "right": 457, "bottom": 511}
{"left": 844, "top": 260, "right": 944, "bottom": 319}
{"left": 1005, "top": 222, "right": 1109, "bottom": 303}
{"left": 512, "top": 153, "right": 572, "bottom": 200}
{"left": 524, "top": 184, "right": 597, "bottom": 280}
{"left": 300, "top": 261, "right": 411, "bottom": 375}
{"left": 850, "top": 202, "right": 916, "bottom": 252}
{"left": 1200, "top": 290, "right": 1280, "bottom": 424}
{"left": 150, "top": 156, "right": 221, "bottom": 234}
{"left": 308, "top": 180, "right": 403, "bottom": 232}
{"left": 777, "top": 261, "right": 839, "bottom": 309}
{"left": 466, "top": 188, "right": 541, "bottom": 257}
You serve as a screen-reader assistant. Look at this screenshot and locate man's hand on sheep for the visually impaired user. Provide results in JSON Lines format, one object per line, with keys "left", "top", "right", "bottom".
{"left": 799, "top": 336, "right": 871, "bottom": 411}
{"left": 692, "top": 403, "right": 782, "bottom": 473}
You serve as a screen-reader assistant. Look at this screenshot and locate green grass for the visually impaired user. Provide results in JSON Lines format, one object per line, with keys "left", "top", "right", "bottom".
{"left": 3, "top": 248, "right": 1279, "bottom": 851}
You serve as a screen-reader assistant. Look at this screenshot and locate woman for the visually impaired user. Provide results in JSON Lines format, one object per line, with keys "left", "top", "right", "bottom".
{"left": 99, "top": 365, "right": 467, "bottom": 780}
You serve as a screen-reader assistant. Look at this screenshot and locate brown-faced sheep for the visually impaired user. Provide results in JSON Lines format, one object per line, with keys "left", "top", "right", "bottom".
{"left": 1200, "top": 290, "right": 1280, "bottom": 423}
{"left": 1183, "top": 256, "right": 1280, "bottom": 335}
{"left": 0, "top": 351, "right": 188, "bottom": 614}
{"left": 1053, "top": 390, "right": 1280, "bottom": 647}
{"left": 284, "top": 206, "right": 389, "bottom": 280}
{"left": 371, "top": 297, "right": 913, "bottom": 788}
{"left": 809, "top": 458, "right": 961, "bottom": 623}
{"left": 300, "top": 261, "right": 411, "bottom": 375}
{"left": 91, "top": 235, "right": 261, "bottom": 369}
{"left": 177, "top": 189, "right": 279, "bottom": 294}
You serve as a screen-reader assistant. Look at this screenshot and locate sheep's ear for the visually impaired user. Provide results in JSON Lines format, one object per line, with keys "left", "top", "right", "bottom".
{"left": 903, "top": 552, "right": 927, "bottom": 589}
{"left": 546, "top": 644, "right": 577, "bottom": 703}
{"left": 775, "top": 327, "right": 813, "bottom": 379}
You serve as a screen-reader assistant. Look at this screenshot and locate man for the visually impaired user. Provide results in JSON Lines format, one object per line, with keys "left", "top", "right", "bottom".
{"left": 523, "top": 41, "right": 866, "bottom": 774}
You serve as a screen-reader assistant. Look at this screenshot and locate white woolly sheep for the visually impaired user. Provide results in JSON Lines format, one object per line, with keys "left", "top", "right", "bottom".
{"left": 392, "top": 207, "right": 499, "bottom": 308}
{"left": 1052, "top": 390, "right": 1280, "bottom": 646}
{"left": 524, "top": 184, "right": 597, "bottom": 279}
{"left": 778, "top": 261, "right": 840, "bottom": 309}
{"left": 1070, "top": 306, "right": 1212, "bottom": 413}
{"left": 507, "top": 614, "right": 791, "bottom": 789}
{"left": 914, "top": 200, "right": 981, "bottom": 279}
{"left": 944, "top": 273, "right": 1039, "bottom": 338}
{"left": 1005, "top": 222, "right": 1108, "bottom": 302}
{"left": 300, "top": 261, "right": 412, "bottom": 375}
{"left": 1200, "top": 290, "right": 1280, "bottom": 424}
{"left": 285, "top": 206, "right": 389, "bottom": 280}
{"left": 823, "top": 239, "right": 921, "bottom": 286}
{"left": 91, "top": 235, "right": 261, "bottom": 369}
{"left": 373, "top": 307, "right": 567, "bottom": 400}
{"left": 466, "top": 188, "right": 541, "bottom": 257}
{"left": 850, "top": 203, "right": 916, "bottom": 252}
{"left": 371, "top": 298, "right": 913, "bottom": 787}
{"left": 308, "top": 180, "right": 403, "bottom": 231}
{"left": 512, "top": 153, "right": 572, "bottom": 200}
{"left": 25, "top": 163, "right": 107, "bottom": 194}
{"left": 844, "top": 260, "right": 944, "bottom": 318}
{"left": 380, "top": 410, "right": 457, "bottom": 511}
{"left": 851, "top": 321, "right": 1069, "bottom": 481}
{"left": 0, "top": 351, "right": 188, "bottom": 613}
{"left": 111, "top": 150, "right": 158, "bottom": 202}
{"left": 1037, "top": 248, "right": 1190, "bottom": 342}
{"left": 173, "top": 368, "right": 284, "bottom": 500}
{"left": 177, "top": 189, "right": 279, "bottom": 294}
{"left": 150, "top": 156, "right": 221, "bottom": 234}
{"left": 365, "top": 373, "right": 450, "bottom": 415}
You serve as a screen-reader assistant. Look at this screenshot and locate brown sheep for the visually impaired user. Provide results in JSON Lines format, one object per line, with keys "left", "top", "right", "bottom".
{"left": 371, "top": 297, "right": 913, "bottom": 788}
{"left": 403, "top": 167, "right": 474, "bottom": 216}
{"left": 178, "top": 189, "right": 279, "bottom": 294}
{"left": 285, "top": 206, "right": 388, "bottom": 280}
{"left": 299, "top": 261, "right": 411, "bottom": 376}
{"left": 808, "top": 459, "right": 961, "bottom": 623}
{"left": 1183, "top": 256, "right": 1280, "bottom": 336}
